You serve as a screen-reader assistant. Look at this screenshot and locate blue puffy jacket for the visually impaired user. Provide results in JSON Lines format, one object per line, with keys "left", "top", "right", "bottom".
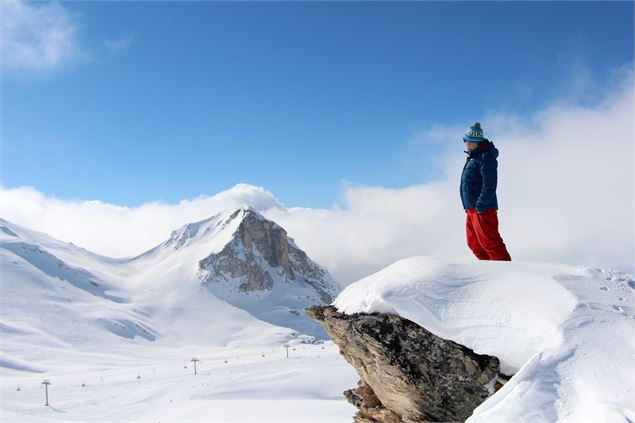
{"left": 460, "top": 140, "right": 499, "bottom": 213}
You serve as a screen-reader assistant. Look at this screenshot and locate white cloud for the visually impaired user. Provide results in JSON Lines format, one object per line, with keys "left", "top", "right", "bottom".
{"left": 268, "top": 67, "right": 635, "bottom": 283}
{"left": 0, "top": 183, "right": 284, "bottom": 261}
{"left": 0, "top": 0, "right": 83, "bottom": 73}
{"left": 0, "top": 0, "right": 131, "bottom": 74}
{"left": 1, "top": 68, "right": 632, "bottom": 285}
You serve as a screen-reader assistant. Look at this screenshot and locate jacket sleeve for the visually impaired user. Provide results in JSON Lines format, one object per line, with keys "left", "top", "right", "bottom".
{"left": 475, "top": 154, "right": 497, "bottom": 212}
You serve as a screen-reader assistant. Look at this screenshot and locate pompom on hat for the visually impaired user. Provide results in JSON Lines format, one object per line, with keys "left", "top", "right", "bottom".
{"left": 463, "top": 122, "right": 485, "bottom": 143}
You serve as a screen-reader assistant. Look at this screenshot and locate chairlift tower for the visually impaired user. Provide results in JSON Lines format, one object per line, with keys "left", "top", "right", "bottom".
{"left": 41, "top": 379, "right": 51, "bottom": 406}
{"left": 190, "top": 357, "right": 200, "bottom": 375}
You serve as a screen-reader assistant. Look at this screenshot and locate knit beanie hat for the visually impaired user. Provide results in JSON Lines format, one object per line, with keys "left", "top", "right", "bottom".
{"left": 463, "top": 122, "right": 485, "bottom": 143}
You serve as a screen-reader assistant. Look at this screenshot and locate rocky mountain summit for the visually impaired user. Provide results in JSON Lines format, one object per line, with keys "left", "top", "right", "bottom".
{"left": 306, "top": 305, "right": 507, "bottom": 422}
{"left": 186, "top": 207, "right": 339, "bottom": 338}
{"left": 126, "top": 206, "right": 340, "bottom": 339}
{"left": 198, "top": 207, "right": 336, "bottom": 303}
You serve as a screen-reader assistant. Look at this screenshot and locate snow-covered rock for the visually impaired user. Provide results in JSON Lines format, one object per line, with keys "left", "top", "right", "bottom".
{"left": 330, "top": 256, "right": 635, "bottom": 422}
{"left": 197, "top": 207, "right": 339, "bottom": 337}
{"left": 306, "top": 304, "right": 502, "bottom": 422}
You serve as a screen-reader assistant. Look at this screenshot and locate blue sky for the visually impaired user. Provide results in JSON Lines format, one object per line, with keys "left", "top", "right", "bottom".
{"left": 2, "top": 1, "right": 633, "bottom": 208}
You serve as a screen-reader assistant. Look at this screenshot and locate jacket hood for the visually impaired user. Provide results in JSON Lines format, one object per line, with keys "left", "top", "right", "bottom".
{"left": 488, "top": 141, "right": 499, "bottom": 158}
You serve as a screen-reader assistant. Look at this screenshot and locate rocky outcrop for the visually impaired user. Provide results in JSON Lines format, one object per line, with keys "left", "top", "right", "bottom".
{"left": 306, "top": 305, "right": 504, "bottom": 422}
{"left": 199, "top": 208, "right": 338, "bottom": 303}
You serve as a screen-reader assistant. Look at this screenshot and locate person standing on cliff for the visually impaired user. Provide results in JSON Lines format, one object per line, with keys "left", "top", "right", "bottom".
{"left": 460, "top": 122, "right": 512, "bottom": 261}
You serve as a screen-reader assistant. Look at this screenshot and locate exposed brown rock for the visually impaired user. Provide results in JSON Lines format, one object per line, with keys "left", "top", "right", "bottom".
{"left": 199, "top": 209, "right": 337, "bottom": 302}
{"left": 306, "top": 305, "right": 502, "bottom": 422}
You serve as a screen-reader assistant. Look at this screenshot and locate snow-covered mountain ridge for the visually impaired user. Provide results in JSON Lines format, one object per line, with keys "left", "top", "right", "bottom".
{"left": 127, "top": 207, "right": 339, "bottom": 338}
{"left": 0, "top": 210, "right": 356, "bottom": 421}
{"left": 0, "top": 207, "right": 340, "bottom": 349}
{"left": 198, "top": 208, "right": 336, "bottom": 303}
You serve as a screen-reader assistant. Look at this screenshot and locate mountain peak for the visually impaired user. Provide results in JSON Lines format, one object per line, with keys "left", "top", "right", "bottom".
{"left": 161, "top": 207, "right": 261, "bottom": 251}
{"left": 196, "top": 207, "right": 339, "bottom": 338}
{"left": 138, "top": 206, "right": 339, "bottom": 338}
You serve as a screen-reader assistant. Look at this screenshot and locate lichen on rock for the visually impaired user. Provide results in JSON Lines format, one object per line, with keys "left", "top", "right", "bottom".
{"left": 305, "top": 305, "right": 503, "bottom": 422}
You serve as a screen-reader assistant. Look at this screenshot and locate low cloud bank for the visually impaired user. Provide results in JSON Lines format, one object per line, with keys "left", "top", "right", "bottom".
{"left": 2, "top": 69, "right": 632, "bottom": 284}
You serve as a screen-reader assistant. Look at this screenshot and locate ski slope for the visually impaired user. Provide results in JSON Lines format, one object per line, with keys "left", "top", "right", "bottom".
{"left": 0, "top": 339, "right": 358, "bottom": 422}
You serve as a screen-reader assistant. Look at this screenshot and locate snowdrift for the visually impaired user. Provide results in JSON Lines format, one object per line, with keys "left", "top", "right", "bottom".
{"left": 332, "top": 256, "right": 635, "bottom": 422}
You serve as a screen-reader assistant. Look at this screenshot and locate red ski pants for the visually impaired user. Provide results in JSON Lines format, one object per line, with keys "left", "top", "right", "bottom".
{"left": 465, "top": 208, "right": 511, "bottom": 261}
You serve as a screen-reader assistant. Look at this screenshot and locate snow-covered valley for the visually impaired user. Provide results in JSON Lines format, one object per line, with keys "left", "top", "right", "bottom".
{"left": 1, "top": 336, "right": 358, "bottom": 422}
{"left": 1, "top": 209, "right": 358, "bottom": 422}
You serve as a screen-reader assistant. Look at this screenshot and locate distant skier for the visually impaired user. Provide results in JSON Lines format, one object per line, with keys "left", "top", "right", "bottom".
{"left": 460, "top": 122, "right": 511, "bottom": 261}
